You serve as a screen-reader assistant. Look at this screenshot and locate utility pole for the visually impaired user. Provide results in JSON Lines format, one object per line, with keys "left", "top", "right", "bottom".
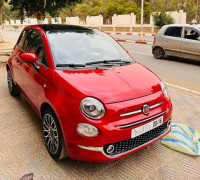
{"left": 140, "top": 0, "right": 144, "bottom": 41}
{"left": 196, "top": 0, "right": 199, "bottom": 20}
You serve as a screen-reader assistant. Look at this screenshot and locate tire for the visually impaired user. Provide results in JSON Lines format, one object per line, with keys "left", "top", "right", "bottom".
{"left": 153, "top": 47, "right": 165, "bottom": 59}
{"left": 7, "top": 68, "right": 20, "bottom": 96}
{"left": 42, "top": 108, "right": 67, "bottom": 160}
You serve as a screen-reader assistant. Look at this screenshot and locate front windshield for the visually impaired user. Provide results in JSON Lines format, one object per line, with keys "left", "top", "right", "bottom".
{"left": 46, "top": 29, "right": 134, "bottom": 67}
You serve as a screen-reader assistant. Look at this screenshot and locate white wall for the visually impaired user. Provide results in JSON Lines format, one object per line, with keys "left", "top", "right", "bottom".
{"left": 86, "top": 15, "right": 103, "bottom": 26}
{"left": 66, "top": 16, "right": 79, "bottom": 25}
{"left": 5, "top": 10, "right": 187, "bottom": 32}
{"left": 51, "top": 17, "right": 61, "bottom": 24}
{"left": 166, "top": 10, "right": 186, "bottom": 24}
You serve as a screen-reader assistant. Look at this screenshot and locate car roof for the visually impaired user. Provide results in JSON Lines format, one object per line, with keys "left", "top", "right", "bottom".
{"left": 163, "top": 24, "right": 200, "bottom": 29}
{"left": 36, "top": 24, "right": 94, "bottom": 32}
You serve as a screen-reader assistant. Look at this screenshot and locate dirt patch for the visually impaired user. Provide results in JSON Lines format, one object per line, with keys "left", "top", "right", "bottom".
{"left": 0, "top": 62, "right": 7, "bottom": 68}
{"left": 0, "top": 42, "right": 14, "bottom": 63}
{"left": 0, "top": 42, "right": 15, "bottom": 50}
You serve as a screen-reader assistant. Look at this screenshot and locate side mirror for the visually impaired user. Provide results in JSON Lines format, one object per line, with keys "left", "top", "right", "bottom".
{"left": 20, "top": 52, "right": 37, "bottom": 63}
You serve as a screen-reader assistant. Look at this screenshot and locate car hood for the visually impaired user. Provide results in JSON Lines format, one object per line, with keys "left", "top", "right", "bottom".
{"left": 54, "top": 62, "right": 162, "bottom": 104}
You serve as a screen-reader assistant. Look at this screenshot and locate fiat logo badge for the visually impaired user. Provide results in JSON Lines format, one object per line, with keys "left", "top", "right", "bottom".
{"left": 142, "top": 104, "right": 150, "bottom": 115}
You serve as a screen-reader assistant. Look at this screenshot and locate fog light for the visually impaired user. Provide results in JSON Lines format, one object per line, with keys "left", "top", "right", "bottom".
{"left": 167, "top": 120, "right": 171, "bottom": 126}
{"left": 107, "top": 145, "right": 115, "bottom": 154}
{"left": 77, "top": 123, "right": 99, "bottom": 137}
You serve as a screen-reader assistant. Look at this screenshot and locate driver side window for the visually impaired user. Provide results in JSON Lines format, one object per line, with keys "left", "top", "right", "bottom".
{"left": 184, "top": 27, "right": 200, "bottom": 41}
{"left": 23, "top": 29, "right": 48, "bottom": 67}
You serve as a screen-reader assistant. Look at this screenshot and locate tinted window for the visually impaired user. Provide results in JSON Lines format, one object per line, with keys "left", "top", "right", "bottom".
{"left": 23, "top": 30, "right": 48, "bottom": 67}
{"left": 17, "top": 30, "right": 28, "bottom": 49}
{"left": 164, "top": 27, "right": 182, "bottom": 38}
{"left": 46, "top": 30, "right": 133, "bottom": 66}
{"left": 184, "top": 27, "right": 200, "bottom": 41}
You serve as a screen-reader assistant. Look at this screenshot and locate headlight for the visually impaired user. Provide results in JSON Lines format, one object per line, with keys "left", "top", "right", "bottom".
{"left": 77, "top": 123, "right": 99, "bottom": 137}
{"left": 161, "top": 81, "right": 168, "bottom": 98}
{"left": 80, "top": 97, "right": 105, "bottom": 119}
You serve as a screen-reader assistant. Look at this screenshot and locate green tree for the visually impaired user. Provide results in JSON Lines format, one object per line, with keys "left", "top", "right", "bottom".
{"left": 3, "top": 3, "right": 19, "bottom": 22}
{"left": 69, "top": 0, "right": 152, "bottom": 22}
{"left": 153, "top": 11, "right": 174, "bottom": 28}
{"left": 0, "top": 0, "right": 4, "bottom": 25}
{"left": 8, "top": 0, "right": 82, "bottom": 23}
{"left": 105, "top": 0, "right": 140, "bottom": 18}
{"left": 73, "top": 0, "right": 107, "bottom": 17}
{"left": 151, "top": 0, "right": 199, "bottom": 23}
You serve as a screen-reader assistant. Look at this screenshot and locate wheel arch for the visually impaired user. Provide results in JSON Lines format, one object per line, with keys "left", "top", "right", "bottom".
{"left": 40, "top": 101, "right": 68, "bottom": 158}
{"left": 40, "top": 102, "right": 55, "bottom": 117}
{"left": 40, "top": 102, "right": 64, "bottom": 132}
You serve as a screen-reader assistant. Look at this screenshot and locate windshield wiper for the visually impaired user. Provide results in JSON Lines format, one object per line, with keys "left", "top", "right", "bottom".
{"left": 56, "top": 64, "right": 86, "bottom": 68}
{"left": 86, "top": 59, "right": 131, "bottom": 65}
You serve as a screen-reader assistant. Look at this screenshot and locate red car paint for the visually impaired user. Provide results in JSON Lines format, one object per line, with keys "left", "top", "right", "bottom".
{"left": 7, "top": 25, "right": 172, "bottom": 162}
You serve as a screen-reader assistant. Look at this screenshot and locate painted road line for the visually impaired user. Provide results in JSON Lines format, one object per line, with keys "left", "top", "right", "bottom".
{"left": 116, "top": 39, "right": 153, "bottom": 45}
{"left": 165, "top": 82, "right": 200, "bottom": 96}
{"left": 106, "top": 32, "right": 156, "bottom": 36}
{"left": 129, "top": 51, "right": 152, "bottom": 56}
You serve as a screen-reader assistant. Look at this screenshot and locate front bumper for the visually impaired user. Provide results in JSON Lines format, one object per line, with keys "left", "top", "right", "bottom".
{"left": 67, "top": 117, "right": 172, "bottom": 162}
{"left": 59, "top": 91, "right": 172, "bottom": 162}
{"left": 78, "top": 119, "right": 171, "bottom": 157}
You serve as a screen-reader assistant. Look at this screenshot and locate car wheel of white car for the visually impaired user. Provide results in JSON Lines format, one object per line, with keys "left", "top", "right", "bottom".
{"left": 153, "top": 47, "right": 165, "bottom": 59}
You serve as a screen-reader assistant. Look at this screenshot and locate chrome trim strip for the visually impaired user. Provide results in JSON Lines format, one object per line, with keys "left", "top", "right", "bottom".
{"left": 117, "top": 109, "right": 167, "bottom": 129}
{"left": 120, "top": 101, "right": 164, "bottom": 117}
{"left": 150, "top": 101, "right": 164, "bottom": 109}
{"left": 78, "top": 123, "right": 171, "bottom": 158}
{"left": 78, "top": 145, "right": 103, "bottom": 152}
{"left": 120, "top": 109, "right": 142, "bottom": 117}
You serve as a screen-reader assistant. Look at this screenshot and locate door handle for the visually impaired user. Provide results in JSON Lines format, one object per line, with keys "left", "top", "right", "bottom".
{"left": 16, "top": 60, "right": 20, "bottom": 65}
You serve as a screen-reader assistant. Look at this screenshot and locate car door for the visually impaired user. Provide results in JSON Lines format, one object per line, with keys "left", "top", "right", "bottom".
{"left": 180, "top": 27, "right": 200, "bottom": 61}
{"left": 16, "top": 29, "right": 50, "bottom": 111}
{"left": 162, "top": 26, "right": 183, "bottom": 57}
{"left": 11, "top": 29, "right": 28, "bottom": 84}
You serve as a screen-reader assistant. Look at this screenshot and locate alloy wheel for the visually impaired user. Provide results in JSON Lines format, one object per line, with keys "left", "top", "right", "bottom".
{"left": 43, "top": 114, "right": 59, "bottom": 154}
{"left": 7, "top": 70, "right": 13, "bottom": 92}
{"left": 154, "top": 47, "right": 164, "bottom": 59}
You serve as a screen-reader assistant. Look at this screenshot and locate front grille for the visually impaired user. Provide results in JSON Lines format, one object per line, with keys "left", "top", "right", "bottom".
{"left": 117, "top": 109, "right": 167, "bottom": 129}
{"left": 104, "top": 120, "right": 170, "bottom": 156}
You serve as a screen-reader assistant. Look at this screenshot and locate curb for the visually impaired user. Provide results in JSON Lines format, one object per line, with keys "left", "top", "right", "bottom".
{"left": 116, "top": 39, "right": 153, "bottom": 45}
{"left": 4, "top": 29, "right": 22, "bottom": 32}
{"left": 165, "top": 82, "right": 200, "bottom": 96}
{"left": 106, "top": 32, "right": 156, "bottom": 36}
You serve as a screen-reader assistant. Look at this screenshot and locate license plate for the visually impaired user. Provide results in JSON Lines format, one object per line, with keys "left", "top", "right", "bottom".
{"left": 131, "top": 116, "right": 163, "bottom": 138}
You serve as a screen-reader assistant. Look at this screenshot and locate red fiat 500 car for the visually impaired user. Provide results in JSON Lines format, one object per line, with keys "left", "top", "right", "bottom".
{"left": 7, "top": 25, "right": 172, "bottom": 162}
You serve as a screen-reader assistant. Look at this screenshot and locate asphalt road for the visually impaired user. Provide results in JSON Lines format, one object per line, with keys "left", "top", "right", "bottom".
{"left": 1, "top": 30, "right": 21, "bottom": 42}
{"left": 1, "top": 30, "right": 200, "bottom": 92}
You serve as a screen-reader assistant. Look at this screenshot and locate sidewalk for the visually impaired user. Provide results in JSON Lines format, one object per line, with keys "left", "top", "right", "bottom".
{"left": 0, "top": 65, "right": 200, "bottom": 179}
{"left": 0, "top": 42, "right": 15, "bottom": 63}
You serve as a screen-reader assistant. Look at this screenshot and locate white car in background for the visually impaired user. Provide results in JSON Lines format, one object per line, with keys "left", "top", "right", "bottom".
{"left": 152, "top": 24, "right": 200, "bottom": 61}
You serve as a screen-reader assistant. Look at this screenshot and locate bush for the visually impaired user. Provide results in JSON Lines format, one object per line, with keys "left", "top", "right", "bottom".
{"left": 153, "top": 11, "right": 174, "bottom": 28}
{"left": 12, "top": 25, "right": 19, "bottom": 29}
